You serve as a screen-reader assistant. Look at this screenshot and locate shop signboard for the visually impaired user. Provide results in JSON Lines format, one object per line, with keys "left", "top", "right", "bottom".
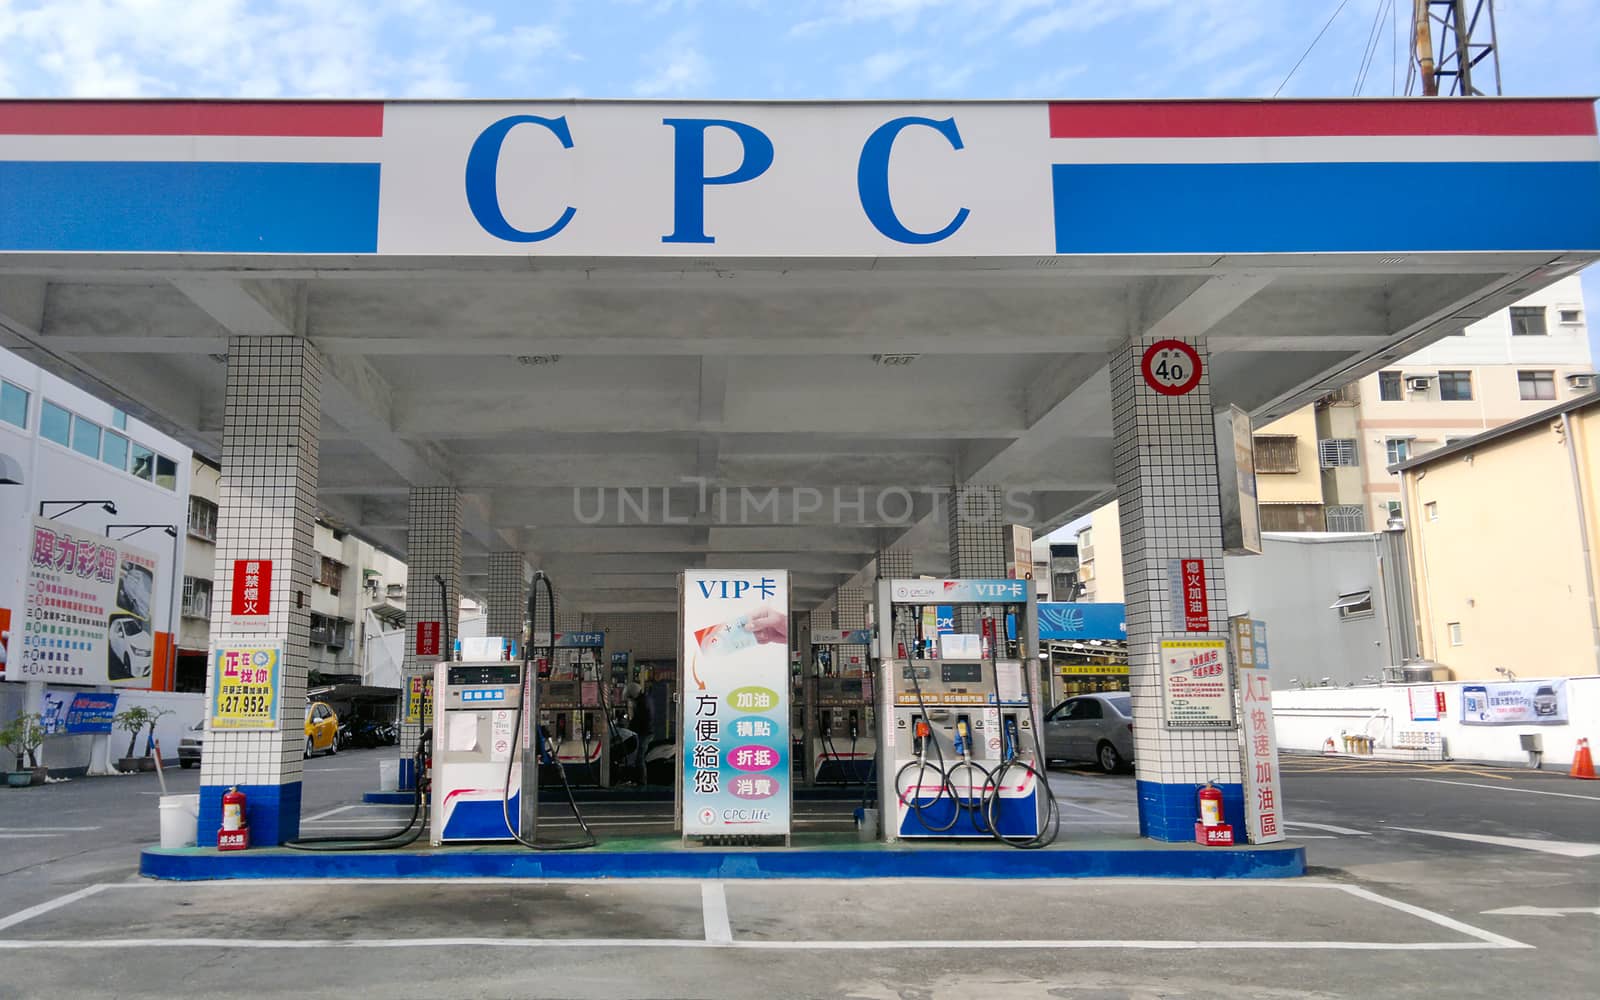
{"left": 16, "top": 517, "right": 160, "bottom": 687}
{"left": 1231, "top": 618, "right": 1284, "bottom": 844}
{"left": 888, "top": 579, "right": 1027, "bottom": 604}
{"left": 1159, "top": 638, "right": 1235, "bottom": 729}
{"left": 680, "top": 569, "right": 791, "bottom": 841}
{"left": 1460, "top": 680, "right": 1568, "bottom": 725}
{"left": 64, "top": 691, "right": 120, "bottom": 734}
{"left": 1038, "top": 603, "right": 1126, "bottom": 642}
{"left": 209, "top": 643, "right": 283, "bottom": 730}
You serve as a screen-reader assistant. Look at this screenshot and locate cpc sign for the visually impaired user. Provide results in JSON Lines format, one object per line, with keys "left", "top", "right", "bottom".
{"left": 1141, "top": 340, "right": 1203, "bottom": 396}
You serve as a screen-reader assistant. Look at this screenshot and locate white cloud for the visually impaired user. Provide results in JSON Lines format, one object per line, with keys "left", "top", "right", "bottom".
{"left": 861, "top": 48, "right": 919, "bottom": 84}
{"left": 634, "top": 32, "right": 712, "bottom": 96}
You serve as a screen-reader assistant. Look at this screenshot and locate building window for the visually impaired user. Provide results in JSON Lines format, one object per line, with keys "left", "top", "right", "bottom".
{"left": 188, "top": 496, "right": 217, "bottom": 541}
{"left": 1509, "top": 306, "right": 1547, "bottom": 336}
{"left": 1558, "top": 308, "right": 1582, "bottom": 325}
{"left": 0, "top": 380, "right": 28, "bottom": 429}
{"left": 182, "top": 577, "right": 212, "bottom": 619}
{"left": 1425, "top": 501, "right": 1438, "bottom": 522}
{"left": 1383, "top": 501, "right": 1404, "bottom": 525}
{"left": 130, "top": 444, "right": 154, "bottom": 481}
{"left": 70, "top": 415, "right": 101, "bottom": 459}
{"left": 40, "top": 400, "right": 71, "bottom": 446}
{"left": 1325, "top": 505, "right": 1365, "bottom": 532}
{"left": 155, "top": 454, "right": 177, "bottom": 491}
{"left": 1253, "top": 435, "right": 1299, "bottom": 473}
{"left": 1385, "top": 437, "right": 1411, "bottom": 466}
{"left": 1378, "top": 370, "right": 1403, "bottom": 401}
{"left": 1318, "top": 438, "right": 1358, "bottom": 468}
{"left": 1331, "top": 590, "right": 1374, "bottom": 621}
{"left": 1518, "top": 370, "right": 1556, "bottom": 401}
{"left": 1259, "top": 503, "right": 1327, "bottom": 532}
{"left": 1438, "top": 370, "right": 1473, "bottom": 401}
{"left": 101, "top": 430, "right": 129, "bottom": 471}
{"left": 318, "top": 556, "right": 344, "bottom": 595}
{"left": 1448, "top": 622, "right": 1464, "bottom": 646}
{"left": 111, "top": 409, "right": 127, "bottom": 430}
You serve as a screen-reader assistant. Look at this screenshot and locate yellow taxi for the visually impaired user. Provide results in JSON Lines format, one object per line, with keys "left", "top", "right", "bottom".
{"left": 304, "top": 701, "right": 340, "bottom": 757}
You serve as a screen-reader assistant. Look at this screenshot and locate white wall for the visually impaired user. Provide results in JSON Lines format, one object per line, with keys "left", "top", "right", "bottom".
{"left": 27, "top": 689, "right": 206, "bottom": 774}
{"left": 1273, "top": 677, "right": 1599, "bottom": 769}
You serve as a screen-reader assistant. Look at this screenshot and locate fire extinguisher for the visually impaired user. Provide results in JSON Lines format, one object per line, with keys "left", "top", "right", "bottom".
{"left": 222, "top": 786, "right": 247, "bottom": 831}
{"left": 1198, "top": 781, "right": 1223, "bottom": 828}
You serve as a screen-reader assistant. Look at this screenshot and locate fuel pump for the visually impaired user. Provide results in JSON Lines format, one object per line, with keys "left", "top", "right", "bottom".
{"left": 874, "top": 578, "right": 1059, "bottom": 846}
{"left": 807, "top": 629, "right": 875, "bottom": 786}
{"left": 537, "top": 648, "right": 611, "bottom": 787}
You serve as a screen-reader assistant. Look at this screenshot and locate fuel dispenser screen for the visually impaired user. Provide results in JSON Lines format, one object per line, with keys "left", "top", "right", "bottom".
{"left": 448, "top": 663, "right": 521, "bottom": 686}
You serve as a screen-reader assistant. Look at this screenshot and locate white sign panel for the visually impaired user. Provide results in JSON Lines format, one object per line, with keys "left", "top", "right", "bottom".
{"left": 681, "top": 569, "right": 792, "bottom": 840}
{"left": 1232, "top": 619, "right": 1285, "bottom": 844}
{"left": 14, "top": 517, "right": 161, "bottom": 686}
{"left": 1159, "top": 639, "right": 1235, "bottom": 729}
{"left": 1460, "top": 680, "right": 1568, "bottom": 725}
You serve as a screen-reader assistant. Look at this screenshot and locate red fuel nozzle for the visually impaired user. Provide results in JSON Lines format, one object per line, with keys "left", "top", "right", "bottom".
{"left": 915, "top": 720, "right": 931, "bottom": 740}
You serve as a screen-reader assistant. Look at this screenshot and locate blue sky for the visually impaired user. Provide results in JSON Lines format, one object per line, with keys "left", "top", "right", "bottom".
{"left": 0, "top": 0, "right": 1596, "bottom": 342}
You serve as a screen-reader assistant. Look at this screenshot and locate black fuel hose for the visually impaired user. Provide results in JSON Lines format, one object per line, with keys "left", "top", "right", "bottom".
{"left": 894, "top": 614, "right": 958, "bottom": 834}
{"left": 979, "top": 609, "right": 1060, "bottom": 849}
{"left": 500, "top": 572, "right": 596, "bottom": 851}
{"left": 285, "top": 734, "right": 431, "bottom": 851}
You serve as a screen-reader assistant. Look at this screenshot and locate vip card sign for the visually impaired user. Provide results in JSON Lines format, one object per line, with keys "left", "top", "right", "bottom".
{"left": 679, "top": 569, "right": 791, "bottom": 842}
{"left": 18, "top": 517, "right": 161, "bottom": 686}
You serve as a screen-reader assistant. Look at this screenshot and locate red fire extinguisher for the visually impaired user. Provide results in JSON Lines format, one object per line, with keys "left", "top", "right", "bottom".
{"left": 1197, "top": 782, "right": 1223, "bottom": 828}
{"left": 218, "top": 786, "right": 250, "bottom": 851}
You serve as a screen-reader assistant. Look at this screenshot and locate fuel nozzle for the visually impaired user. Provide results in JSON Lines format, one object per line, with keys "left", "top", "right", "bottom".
{"left": 1004, "top": 716, "right": 1020, "bottom": 761}
{"left": 914, "top": 718, "right": 931, "bottom": 757}
{"left": 953, "top": 718, "right": 970, "bottom": 756}
{"left": 848, "top": 709, "right": 859, "bottom": 741}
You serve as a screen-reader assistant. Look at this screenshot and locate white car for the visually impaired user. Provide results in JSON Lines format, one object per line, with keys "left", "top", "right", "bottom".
{"left": 108, "top": 615, "right": 152, "bottom": 679}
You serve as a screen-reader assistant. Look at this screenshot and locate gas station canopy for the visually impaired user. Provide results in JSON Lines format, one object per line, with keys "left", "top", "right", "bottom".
{"left": 2, "top": 98, "right": 1596, "bottom": 610}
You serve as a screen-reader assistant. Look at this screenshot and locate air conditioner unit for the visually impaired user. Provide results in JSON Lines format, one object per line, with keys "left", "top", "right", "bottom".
{"left": 1405, "top": 375, "right": 1435, "bottom": 392}
{"left": 1566, "top": 372, "right": 1596, "bottom": 390}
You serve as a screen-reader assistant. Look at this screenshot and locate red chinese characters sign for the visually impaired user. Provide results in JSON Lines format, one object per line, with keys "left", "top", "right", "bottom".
{"left": 229, "top": 560, "right": 272, "bottom": 620}
{"left": 415, "top": 621, "right": 441, "bottom": 658}
{"left": 1181, "top": 558, "right": 1209, "bottom": 632}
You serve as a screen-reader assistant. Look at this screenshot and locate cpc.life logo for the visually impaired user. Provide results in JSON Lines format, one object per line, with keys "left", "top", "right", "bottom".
{"left": 698, "top": 808, "right": 717, "bottom": 826}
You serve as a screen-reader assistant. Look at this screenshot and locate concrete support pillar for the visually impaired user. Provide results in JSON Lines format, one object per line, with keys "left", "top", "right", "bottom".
{"left": 486, "top": 551, "right": 528, "bottom": 648}
{"left": 398, "top": 488, "right": 461, "bottom": 790}
{"left": 876, "top": 548, "right": 914, "bottom": 580}
{"left": 198, "top": 337, "right": 322, "bottom": 845}
{"left": 833, "top": 586, "right": 867, "bottom": 630}
{"left": 876, "top": 547, "right": 916, "bottom": 658}
{"left": 1110, "top": 336, "right": 1244, "bottom": 841}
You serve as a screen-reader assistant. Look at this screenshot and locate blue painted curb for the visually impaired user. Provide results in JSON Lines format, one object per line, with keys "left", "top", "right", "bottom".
{"left": 363, "top": 791, "right": 417, "bottom": 805}
{"left": 141, "top": 844, "right": 1304, "bottom": 881}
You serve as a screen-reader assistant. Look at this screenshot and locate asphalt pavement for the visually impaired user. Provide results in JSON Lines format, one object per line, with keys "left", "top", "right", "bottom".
{"left": 0, "top": 749, "right": 1596, "bottom": 999}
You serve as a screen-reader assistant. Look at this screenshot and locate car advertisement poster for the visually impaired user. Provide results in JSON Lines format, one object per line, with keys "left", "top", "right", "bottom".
{"left": 680, "top": 569, "right": 791, "bottom": 841}
{"left": 1159, "top": 638, "right": 1236, "bottom": 729}
{"left": 1460, "top": 680, "right": 1568, "bottom": 725}
{"left": 14, "top": 517, "right": 160, "bottom": 687}
{"left": 209, "top": 643, "right": 283, "bottom": 730}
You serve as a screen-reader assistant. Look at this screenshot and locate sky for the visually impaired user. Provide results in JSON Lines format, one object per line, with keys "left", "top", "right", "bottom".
{"left": 0, "top": 0, "right": 1595, "bottom": 341}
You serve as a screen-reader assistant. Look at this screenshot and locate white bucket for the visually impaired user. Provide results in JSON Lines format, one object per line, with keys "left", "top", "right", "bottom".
{"left": 158, "top": 793, "right": 200, "bottom": 849}
{"left": 378, "top": 759, "right": 399, "bottom": 792}
{"left": 856, "top": 807, "right": 879, "bottom": 842}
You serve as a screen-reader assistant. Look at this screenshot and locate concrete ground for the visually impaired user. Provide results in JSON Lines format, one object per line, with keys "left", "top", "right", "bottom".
{"left": 1, "top": 750, "right": 1597, "bottom": 999}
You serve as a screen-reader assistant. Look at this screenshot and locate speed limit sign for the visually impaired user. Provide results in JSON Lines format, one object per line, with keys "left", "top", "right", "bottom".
{"left": 1140, "top": 339, "right": 1202, "bottom": 396}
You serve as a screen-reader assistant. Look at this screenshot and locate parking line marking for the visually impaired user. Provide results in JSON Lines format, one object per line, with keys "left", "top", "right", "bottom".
{"left": 1285, "top": 821, "right": 1369, "bottom": 836}
{"left": 701, "top": 883, "right": 733, "bottom": 945}
{"left": 0, "top": 827, "right": 101, "bottom": 832}
{"left": 1330, "top": 884, "right": 1531, "bottom": 949}
{"left": 1410, "top": 777, "right": 1600, "bottom": 801}
{"left": 0, "top": 884, "right": 111, "bottom": 934}
{"left": 1389, "top": 826, "right": 1600, "bottom": 858}
{"left": 0, "top": 937, "right": 1517, "bottom": 952}
{"left": 301, "top": 805, "right": 362, "bottom": 823}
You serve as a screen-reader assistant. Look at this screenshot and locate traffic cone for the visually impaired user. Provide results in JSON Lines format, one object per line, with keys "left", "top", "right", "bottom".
{"left": 1571, "top": 738, "right": 1596, "bottom": 780}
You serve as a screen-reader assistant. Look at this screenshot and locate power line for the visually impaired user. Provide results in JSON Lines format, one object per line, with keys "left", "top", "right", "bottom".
{"left": 1275, "top": 0, "right": 1355, "bottom": 98}
{"left": 1354, "top": 0, "right": 1392, "bottom": 95}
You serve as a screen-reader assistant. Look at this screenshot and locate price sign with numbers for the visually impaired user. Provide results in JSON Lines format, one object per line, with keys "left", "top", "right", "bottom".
{"left": 1141, "top": 339, "right": 1203, "bottom": 397}
{"left": 210, "top": 643, "right": 283, "bottom": 730}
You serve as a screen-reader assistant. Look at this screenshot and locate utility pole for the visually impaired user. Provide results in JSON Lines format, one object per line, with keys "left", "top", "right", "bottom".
{"left": 1410, "top": 0, "right": 1501, "bottom": 96}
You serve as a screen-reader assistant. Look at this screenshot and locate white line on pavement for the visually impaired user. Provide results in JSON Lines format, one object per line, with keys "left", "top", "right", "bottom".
{"left": 0, "top": 937, "right": 1517, "bottom": 952}
{"left": 0, "top": 834, "right": 66, "bottom": 840}
{"left": 0, "top": 827, "right": 101, "bottom": 832}
{"left": 1331, "top": 884, "right": 1532, "bottom": 950}
{"left": 1411, "top": 777, "right": 1600, "bottom": 801}
{"left": 701, "top": 883, "right": 732, "bottom": 945}
{"left": 1285, "top": 821, "right": 1369, "bottom": 836}
{"left": 1389, "top": 827, "right": 1600, "bottom": 859}
{"left": 1481, "top": 906, "right": 1600, "bottom": 917}
{"left": 301, "top": 805, "right": 362, "bottom": 823}
{"left": 0, "top": 884, "right": 111, "bottom": 934}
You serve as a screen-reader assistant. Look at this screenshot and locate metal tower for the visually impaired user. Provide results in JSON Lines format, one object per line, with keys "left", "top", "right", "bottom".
{"left": 1409, "top": 0, "right": 1502, "bottom": 96}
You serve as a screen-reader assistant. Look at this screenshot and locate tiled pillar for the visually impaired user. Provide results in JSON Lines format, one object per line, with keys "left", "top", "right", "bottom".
{"left": 398, "top": 488, "right": 462, "bottom": 790}
{"left": 833, "top": 587, "right": 867, "bottom": 631}
{"left": 1110, "top": 336, "right": 1245, "bottom": 841}
{"left": 948, "top": 485, "right": 1010, "bottom": 629}
{"left": 198, "top": 337, "right": 322, "bottom": 845}
{"left": 876, "top": 548, "right": 914, "bottom": 580}
{"left": 876, "top": 548, "right": 916, "bottom": 657}
{"left": 486, "top": 551, "right": 527, "bottom": 647}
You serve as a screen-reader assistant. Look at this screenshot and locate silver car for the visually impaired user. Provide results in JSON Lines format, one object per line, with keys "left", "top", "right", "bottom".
{"left": 1043, "top": 692, "right": 1135, "bottom": 773}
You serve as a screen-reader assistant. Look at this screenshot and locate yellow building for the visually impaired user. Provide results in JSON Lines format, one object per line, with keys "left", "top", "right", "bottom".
{"left": 1397, "top": 393, "right": 1600, "bottom": 680}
